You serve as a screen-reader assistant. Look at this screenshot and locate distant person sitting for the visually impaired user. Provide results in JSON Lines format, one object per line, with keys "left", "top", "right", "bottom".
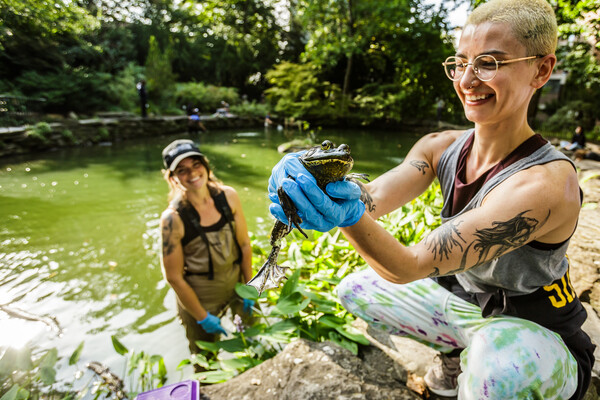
{"left": 188, "top": 108, "right": 207, "bottom": 134}
{"left": 561, "top": 125, "right": 586, "bottom": 151}
{"left": 214, "top": 101, "right": 232, "bottom": 117}
{"left": 264, "top": 113, "right": 273, "bottom": 127}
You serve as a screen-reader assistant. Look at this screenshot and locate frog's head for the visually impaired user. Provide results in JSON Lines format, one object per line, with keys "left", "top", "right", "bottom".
{"left": 300, "top": 140, "right": 353, "bottom": 187}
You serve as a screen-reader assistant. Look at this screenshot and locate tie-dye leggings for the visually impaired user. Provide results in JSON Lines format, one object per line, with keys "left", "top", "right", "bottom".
{"left": 337, "top": 268, "right": 578, "bottom": 399}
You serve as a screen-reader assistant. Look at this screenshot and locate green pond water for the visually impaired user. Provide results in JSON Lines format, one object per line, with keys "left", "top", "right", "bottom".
{"left": 0, "top": 127, "right": 420, "bottom": 385}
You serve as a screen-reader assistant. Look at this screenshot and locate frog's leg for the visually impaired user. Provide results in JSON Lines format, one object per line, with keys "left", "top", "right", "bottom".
{"left": 346, "top": 173, "right": 376, "bottom": 212}
{"left": 277, "top": 187, "right": 308, "bottom": 238}
{"left": 246, "top": 243, "right": 289, "bottom": 294}
{"left": 346, "top": 173, "right": 370, "bottom": 183}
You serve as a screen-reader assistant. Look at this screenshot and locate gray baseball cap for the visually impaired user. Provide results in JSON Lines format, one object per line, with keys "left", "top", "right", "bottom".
{"left": 162, "top": 139, "right": 204, "bottom": 171}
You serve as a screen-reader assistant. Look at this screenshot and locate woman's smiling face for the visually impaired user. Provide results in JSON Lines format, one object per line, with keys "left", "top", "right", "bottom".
{"left": 454, "top": 22, "right": 539, "bottom": 126}
{"left": 173, "top": 157, "right": 208, "bottom": 190}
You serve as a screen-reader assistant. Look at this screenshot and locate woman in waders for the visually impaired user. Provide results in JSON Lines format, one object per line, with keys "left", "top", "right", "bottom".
{"left": 159, "top": 139, "right": 254, "bottom": 360}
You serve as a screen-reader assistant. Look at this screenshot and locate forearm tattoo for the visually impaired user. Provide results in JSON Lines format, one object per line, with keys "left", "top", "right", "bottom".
{"left": 161, "top": 214, "right": 176, "bottom": 257}
{"left": 357, "top": 181, "right": 376, "bottom": 213}
{"left": 427, "top": 210, "right": 549, "bottom": 277}
{"left": 409, "top": 160, "right": 430, "bottom": 175}
{"left": 425, "top": 220, "right": 466, "bottom": 262}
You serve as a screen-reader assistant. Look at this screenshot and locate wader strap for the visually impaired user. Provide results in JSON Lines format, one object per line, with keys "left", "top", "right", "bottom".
{"left": 179, "top": 205, "right": 215, "bottom": 280}
{"left": 213, "top": 191, "right": 243, "bottom": 265}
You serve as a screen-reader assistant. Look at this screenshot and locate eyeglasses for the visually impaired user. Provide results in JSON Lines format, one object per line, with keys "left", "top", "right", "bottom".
{"left": 442, "top": 54, "right": 543, "bottom": 82}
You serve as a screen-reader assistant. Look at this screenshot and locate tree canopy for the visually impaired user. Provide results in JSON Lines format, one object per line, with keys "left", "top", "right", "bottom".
{"left": 0, "top": 0, "right": 598, "bottom": 129}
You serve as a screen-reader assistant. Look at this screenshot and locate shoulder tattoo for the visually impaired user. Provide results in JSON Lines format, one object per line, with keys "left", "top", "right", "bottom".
{"left": 427, "top": 209, "right": 550, "bottom": 277}
{"left": 409, "top": 160, "right": 430, "bottom": 175}
{"left": 161, "top": 213, "right": 176, "bottom": 257}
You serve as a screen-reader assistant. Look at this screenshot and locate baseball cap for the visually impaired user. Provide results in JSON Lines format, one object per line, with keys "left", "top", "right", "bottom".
{"left": 162, "top": 139, "right": 204, "bottom": 171}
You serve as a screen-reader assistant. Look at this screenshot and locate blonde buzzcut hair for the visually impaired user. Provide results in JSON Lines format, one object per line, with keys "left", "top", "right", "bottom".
{"left": 466, "top": 0, "right": 558, "bottom": 56}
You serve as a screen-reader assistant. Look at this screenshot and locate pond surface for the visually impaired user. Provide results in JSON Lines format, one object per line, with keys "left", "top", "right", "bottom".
{"left": 0, "top": 127, "right": 420, "bottom": 386}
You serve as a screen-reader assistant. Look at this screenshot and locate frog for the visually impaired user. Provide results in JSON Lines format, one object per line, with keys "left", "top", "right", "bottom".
{"left": 247, "top": 140, "right": 368, "bottom": 295}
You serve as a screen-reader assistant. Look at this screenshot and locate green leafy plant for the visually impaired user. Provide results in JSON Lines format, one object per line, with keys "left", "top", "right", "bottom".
{"left": 264, "top": 62, "right": 342, "bottom": 119}
{"left": 109, "top": 336, "right": 167, "bottom": 397}
{"left": 229, "top": 101, "right": 269, "bottom": 119}
{"left": 106, "top": 63, "right": 146, "bottom": 113}
{"left": 60, "top": 130, "right": 78, "bottom": 145}
{"left": 0, "top": 183, "right": 444, "bottom": 395}
{"left": 540, "top": 100, "right": 595, "bottom": 137}
{"left": 97, "top": 128, "right": 110, "bottom": 141}
{"left": 181, "top": 182, "right": 444, "bottom": 383}
{"left": 25, "top": 122, "right": 52, "bottom": 146}
{"left": 379, "top": 180, "right": 443, "bottom": 245}
{"left": 0, "top": 341, "right": 85, "bottom": 400}
{"left": 173, "top": 82, "right": 239, "bottom": 114}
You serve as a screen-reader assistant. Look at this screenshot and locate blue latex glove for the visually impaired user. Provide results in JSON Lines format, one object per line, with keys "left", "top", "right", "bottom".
{"left": 242, "top": 299, "right": 255, "bottom": 315}
{"left": 268, "top": 151, "right": 308, "bottom": 204}
{"left": 197, "top": 313, "right": 227, "bottom": 335}
{"left": 270, "top": 173, "right": 365, "bottom": 232}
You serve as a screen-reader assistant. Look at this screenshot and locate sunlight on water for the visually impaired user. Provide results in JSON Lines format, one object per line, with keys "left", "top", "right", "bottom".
{"left": 0, "top": 316, "right": 47, "bottom": 349}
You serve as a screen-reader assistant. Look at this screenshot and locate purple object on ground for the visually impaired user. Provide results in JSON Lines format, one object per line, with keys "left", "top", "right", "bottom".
{"left": 136, "top": 380, "right": 199, "bottom": 400}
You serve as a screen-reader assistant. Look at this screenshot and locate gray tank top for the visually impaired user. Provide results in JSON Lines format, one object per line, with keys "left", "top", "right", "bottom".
{"left": 437, "top": 130, "right": 576, "bottom": 296}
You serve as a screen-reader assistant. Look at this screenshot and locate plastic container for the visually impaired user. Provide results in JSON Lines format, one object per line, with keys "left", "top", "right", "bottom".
{"left": 136, "top": 380, "right": 199, "bottom": 400}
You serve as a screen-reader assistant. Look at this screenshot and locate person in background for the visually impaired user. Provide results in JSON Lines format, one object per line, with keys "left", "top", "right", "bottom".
{"left": 214, "top": 101, "right": 232, "bottom": 117}
{"left": 137, "top": 80, "right": 148, "bottom": 118}
{"left": 265, "top": 0, "right": 594, "bottom": 398}
{"left": 561, "top": 125, "right": 586, "bottom": 151}
{"left": 264, "top": 112, "right": 273, "bottom": 128}
{"left": 574, "top": 148, "right": 600, "bottom": 162}
{"left": 188, "top": 108, "right": 207, "bottom": 134}
{"left": 159, "top": 139, "right": 254, "bottom": 359}
{"left": 436, "top": 98, "right": 445, "bottom": 127}
{"left": 572, "top": 125, "right": 586, "bottom": 149}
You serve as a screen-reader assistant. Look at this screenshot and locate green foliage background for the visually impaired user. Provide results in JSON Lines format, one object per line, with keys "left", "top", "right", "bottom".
{"left": 2, "top": 0, "right": 599, "bottom": 130}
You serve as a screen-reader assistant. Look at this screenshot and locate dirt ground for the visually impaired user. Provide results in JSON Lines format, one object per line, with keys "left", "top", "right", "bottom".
{"left": 564, "top": 141, "right": 600, "bottom": 310}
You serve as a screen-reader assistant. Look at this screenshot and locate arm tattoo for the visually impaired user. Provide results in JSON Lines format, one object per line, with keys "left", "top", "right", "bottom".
{"left": 466, "top": 210, "right": 549, "bottom": 266}
{"left": 348, "top": 178, "right": 376, "bottom": 213}
{"left": 358, "top": 181, "right": 376, "bottom": 213}
{"left": 427, "top": 209, "right": 549, "bottom": 277}
{"left": 425, "top": 220, "right": 466, "bottom": 277}
{"left": 161, "top": 214, "right": 176, "bottom": 256}
{"left": 409, "top": 160, "right": 430, "bottom": 175}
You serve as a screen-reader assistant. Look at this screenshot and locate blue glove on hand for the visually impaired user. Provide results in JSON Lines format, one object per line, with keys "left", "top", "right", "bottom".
{"left": 269, "top": 173, "right": 365, "bottom": 232}
{"left": 268, "top": 151, "right": 308, "bottom": 204}
{"left": 197, "top": 313, "right": 227, "bottom": 335}
{"left": 242, "top": 299, "right": 255, "bottom": 315}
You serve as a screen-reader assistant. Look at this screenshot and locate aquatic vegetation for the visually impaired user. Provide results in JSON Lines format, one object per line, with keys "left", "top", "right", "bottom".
{"left": 0, "top": 183, "right": 444, "bottom": 391}
{"left": 184, "top": 182, "right": 443, "bottom": 383}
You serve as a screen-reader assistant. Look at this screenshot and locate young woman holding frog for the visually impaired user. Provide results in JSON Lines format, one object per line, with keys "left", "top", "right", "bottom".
{"left": 265, "top": 0, "right": 594, "bottom": 397}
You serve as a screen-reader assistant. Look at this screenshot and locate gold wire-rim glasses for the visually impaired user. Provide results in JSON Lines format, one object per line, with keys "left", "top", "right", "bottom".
{"left": 442, "top": 54, "right": 543, "bottom": 82}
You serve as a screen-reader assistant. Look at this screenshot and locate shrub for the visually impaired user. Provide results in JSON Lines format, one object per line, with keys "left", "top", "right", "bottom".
{"left": 97, "top": 127, "right": 110, "bottom": 141}
{"left": 60, "top": 129, "right": 78, "bottom": 145}
{"left": 174, "top": 82, "right": 239, "bottom": 113}
{"left": 25, "top": 122, "right": 52, "bottom": 145}
{"left": 15, "top": 69, "right": 112, "bottom": 115}
{"left": 106, "top": 63, "right": 146, "bottom": 113}
{"left": 230, "top": 101, "right": 269, "bottom": 118}
{"left": 541, "top": 100, "right": 595, "bottom": 136}
{"left": 264, "top": 62, "right": 342, "bottom": 120}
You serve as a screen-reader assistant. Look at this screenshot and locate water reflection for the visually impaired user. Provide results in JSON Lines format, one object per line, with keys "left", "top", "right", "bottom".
{"left": 0, "top": 127, "right": 418, "bottom": 385}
